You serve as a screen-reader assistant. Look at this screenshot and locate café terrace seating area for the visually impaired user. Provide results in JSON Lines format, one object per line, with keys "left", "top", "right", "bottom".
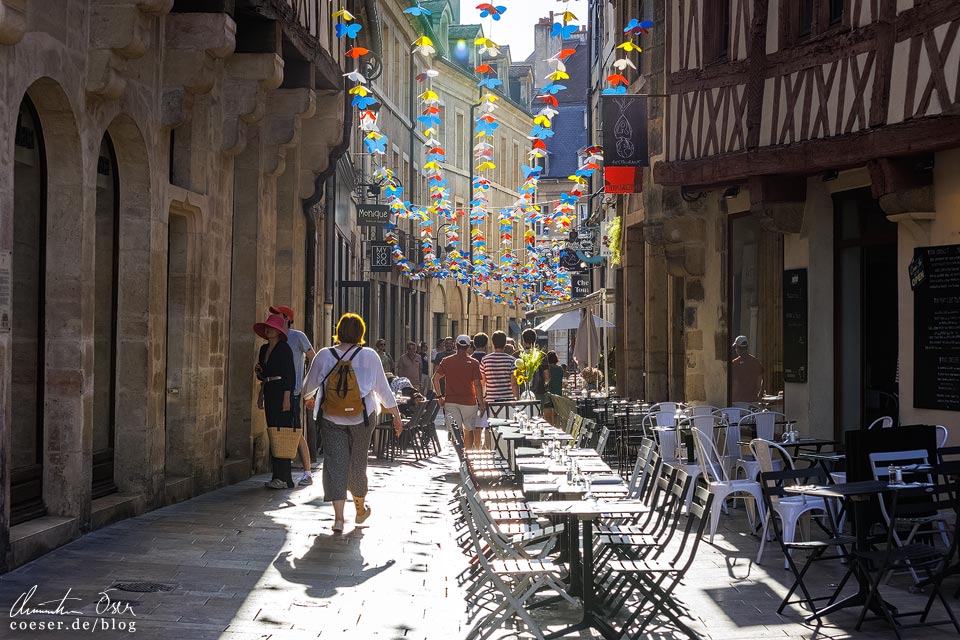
{"left": 448, "top": 397, "right": 960, "bottom": 639}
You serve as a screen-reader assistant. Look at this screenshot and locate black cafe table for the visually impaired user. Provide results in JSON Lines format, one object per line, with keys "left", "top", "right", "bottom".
{"left": 527, "top": 499, "right": 649, "bottom": 640}
{"left": 784, "top": 479, "right": 925, "bottom": 621}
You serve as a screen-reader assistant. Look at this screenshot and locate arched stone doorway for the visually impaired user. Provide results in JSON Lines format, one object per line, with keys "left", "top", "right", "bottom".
{"left": 8, "top": 77, "right": 84, "bottom": 526}
{"left": 91, "top": 133, "right": 119, "bottom": 499}
{"left": 10, "top": 95, "right": 46, "bottom": 524}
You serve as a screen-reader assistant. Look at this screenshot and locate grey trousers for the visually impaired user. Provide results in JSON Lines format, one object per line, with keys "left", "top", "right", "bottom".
{"left": 320, "top": 416, "right": 377, "bottom": 501}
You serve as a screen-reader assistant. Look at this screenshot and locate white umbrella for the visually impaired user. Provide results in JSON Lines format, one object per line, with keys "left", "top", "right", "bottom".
{"left": 534, "top": 309, "right": 614, "bottom": 332}
{"left": 573, "top": 308, "right": 602, "bottom": 367}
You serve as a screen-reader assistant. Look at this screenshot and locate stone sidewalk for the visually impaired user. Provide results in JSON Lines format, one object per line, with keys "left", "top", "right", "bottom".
{"left": 1, "top": 436, "right": 958, "bottom": 640}
{"left": 0, "top": 449, "right": 470, "bottom": 640}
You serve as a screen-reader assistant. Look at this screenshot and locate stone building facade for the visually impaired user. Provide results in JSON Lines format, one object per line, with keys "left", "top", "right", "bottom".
{"left": 0, "top": 0, "right": 351, "bottom": 570}
{"left": 609, "top": 0, "right": 960, "bottom": 444}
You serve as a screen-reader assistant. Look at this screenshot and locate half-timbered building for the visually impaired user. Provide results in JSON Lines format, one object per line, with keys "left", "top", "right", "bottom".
{"left": 611, "top": 0, "right": 959, "bottom": 444}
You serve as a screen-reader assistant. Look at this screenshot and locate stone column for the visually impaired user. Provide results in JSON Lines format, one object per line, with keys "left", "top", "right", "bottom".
{"left": 620, "top": 223, "right": 646, "bottom": 399}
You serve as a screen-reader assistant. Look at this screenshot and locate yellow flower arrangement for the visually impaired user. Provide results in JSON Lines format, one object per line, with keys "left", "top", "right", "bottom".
{"left": 513, "top": 348, "right": 545, "bottom": 386}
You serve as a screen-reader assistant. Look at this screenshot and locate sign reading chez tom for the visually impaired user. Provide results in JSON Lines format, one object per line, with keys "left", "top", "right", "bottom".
{"left": 913, "top": 244, "right": 960, "bottom": 411}
{"left": 357, "top": 203, "right": 392, "bottom": 227}
{"left": 571, "top": 274, "right": 592, "bottom": 299}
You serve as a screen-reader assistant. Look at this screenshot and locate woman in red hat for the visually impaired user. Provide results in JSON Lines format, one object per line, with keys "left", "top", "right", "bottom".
{"left": 254, "top": 313, "right": 297, "bottom": 489}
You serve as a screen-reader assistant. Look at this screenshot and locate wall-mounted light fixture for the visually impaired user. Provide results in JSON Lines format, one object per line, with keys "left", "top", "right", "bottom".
{"left": 722, "top": 186, "right": 740, "bottom": 199}
{"left": 680, "top": 186, "right": 706, "bottom": 202}
{"left": 822, "top": 169, "right": 839, "bottom": 182}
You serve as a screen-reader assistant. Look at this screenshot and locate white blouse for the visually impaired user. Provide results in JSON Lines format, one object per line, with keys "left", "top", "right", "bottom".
{"left": 302, "top": 345, "right": 398, "bottom": 425}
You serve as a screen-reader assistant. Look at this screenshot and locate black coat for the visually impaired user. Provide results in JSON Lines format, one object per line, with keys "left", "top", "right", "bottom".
{"left": 259, "top": 340, "right": 296, "bottom": 427}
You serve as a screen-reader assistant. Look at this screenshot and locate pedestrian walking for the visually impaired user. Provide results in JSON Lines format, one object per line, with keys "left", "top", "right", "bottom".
{"left": 418, "top": 341, "right": 431, "bottom": 393}
{"left": 471, "top": 332, "right": 489, "bottom": 364}
{"left": 269, "top": 305, "right": 316, "bottom": 486}
{"left": 375, "top": 339, "right": 395, "bottom": 373}
{"left": 433, "top": 335, "right": 484, "bottom": 449}
{"left": 303, "top": 313, "right": 402, "bottom": 533}
{"left": 254, "top": 313, "right": 297, "bottom": 489}
{"left": 480, "top": 331, "right": 519, "bottom": 402}
{"left": 396, "top": 341, "right": 423, "bottom": 391}
{"left": 543, "top": 351, "right": 564, "bottom": 425}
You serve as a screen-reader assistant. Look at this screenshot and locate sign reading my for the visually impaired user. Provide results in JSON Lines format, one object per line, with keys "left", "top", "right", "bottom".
{"left": 370, "top": 241, "right": 393, "bottom": 272}
{"left": 357, "top": 204, "right": 392, "bottom": 227}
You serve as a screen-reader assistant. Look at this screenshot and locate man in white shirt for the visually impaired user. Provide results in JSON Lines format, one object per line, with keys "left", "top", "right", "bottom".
{"left": 270, "top": 305, "right": 317, "bottom": 486}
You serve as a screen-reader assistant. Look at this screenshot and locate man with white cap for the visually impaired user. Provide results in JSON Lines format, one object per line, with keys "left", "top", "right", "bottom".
{"left": 433, "top": 334, "right": 485, "bottom": 449}
{"left": 730, "top": 335, "right": 764, "bottom": 404}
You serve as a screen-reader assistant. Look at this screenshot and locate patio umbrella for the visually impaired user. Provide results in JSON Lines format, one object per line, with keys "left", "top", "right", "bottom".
{"left": 535, "top": 309, "right": 614, "bottom": 332}
{"left": 573, "top": 308, "right": 602, "bottom": 367}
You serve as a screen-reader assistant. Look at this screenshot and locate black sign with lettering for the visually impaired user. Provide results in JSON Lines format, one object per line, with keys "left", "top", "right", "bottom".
{"left": 370, "top": 241, "right": 393, "bottom": 272}
{"left": 357, "top": 203, "right": 392, "bottom": 227}
{"left": 783, "top": 269, "right": 807, "bottom": 383}
{"left": 913, "top": 244, "right": 960, "bottom": 411}
{"left": 601, "top": 96, "right": 648, "bottom": 167}
{"left": 571, "top": 273, "right": 592, "bottom": 299}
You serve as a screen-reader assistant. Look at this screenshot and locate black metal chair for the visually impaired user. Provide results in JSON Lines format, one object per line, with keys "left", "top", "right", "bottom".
{"left": 759, "top": 467, "right": 855, "bottom": 621}
{"left": 853, "top": 478, "right": 960, "bottom": 637}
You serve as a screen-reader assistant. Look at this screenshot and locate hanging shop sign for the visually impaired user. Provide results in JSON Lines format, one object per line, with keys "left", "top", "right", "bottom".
{"left": 913, "top": 244, "right": 960, "bottom": 411}
{"left": 602, "top": 95, "right": 648, "bottom": 167}
{"left": 357, "top": 203, "right": 392, "bottom": 227}
{"left": 783, "top": 269, "right": 808, "bottom": 383}
{"left": 603, "top": 166, "right": 643, "bottom": 194}
{"left": 571, "top": 273, "right": 592, "bottom": 299}
{"left": 370, "top": 241, "right": 394, "bottom": 272}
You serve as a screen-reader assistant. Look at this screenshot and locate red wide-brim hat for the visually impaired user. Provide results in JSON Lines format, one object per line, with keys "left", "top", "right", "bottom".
{"left": 253, "top": 313, "right": 289, "bottom": 340}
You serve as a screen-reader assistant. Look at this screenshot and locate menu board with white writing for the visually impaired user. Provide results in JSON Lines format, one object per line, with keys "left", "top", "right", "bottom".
{"left": 913, "top": 244, "right": 960, "bottom": 411}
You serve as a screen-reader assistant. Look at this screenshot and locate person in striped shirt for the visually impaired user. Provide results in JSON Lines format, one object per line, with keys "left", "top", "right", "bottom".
{"left": 480, "top": 330, "right": 519, "bottom": 402}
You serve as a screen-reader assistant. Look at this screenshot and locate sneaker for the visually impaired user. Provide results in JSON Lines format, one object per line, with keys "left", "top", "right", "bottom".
{"left": 264, "top": 478, "right": 287, "bottom": 490}
{"left": 332, "top": 518, "right": 344, "bottom": 532}
{"left": 356, "top": 504, "right": 372, "bottom": 524}
{"left": 298, "top": 473, "right": 313, "bottom": 486}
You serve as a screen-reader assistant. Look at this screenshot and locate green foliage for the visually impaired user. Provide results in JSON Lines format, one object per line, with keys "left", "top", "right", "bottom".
{"left": 609, "top": 215, "right": 623, "bottom": 267}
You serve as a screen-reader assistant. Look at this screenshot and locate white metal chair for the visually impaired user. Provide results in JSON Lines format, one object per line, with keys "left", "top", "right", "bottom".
{"left": 691, "top": 428, "right": 764, "bottom": 543}
{"left": 867, "top": 416, "right": 894, "bottom": 429}
{"left": 648, "top": 402, "right": 685, "bottom": 414}
{"left": 752, "top": 439, "right": 831, "bottom": 568}
{"left": 735, "top": 412, "right": 787, "bottom": 481}
{"left": 686, "top": 404, "right": 720, "bottom": 417}
{"left": 936, "top": 425, "right": 949, "bottom": 448}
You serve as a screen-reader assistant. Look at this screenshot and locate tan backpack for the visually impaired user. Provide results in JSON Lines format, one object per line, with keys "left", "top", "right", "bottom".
{"left": 319, "top": 346, "right": 369, "bottom": 425}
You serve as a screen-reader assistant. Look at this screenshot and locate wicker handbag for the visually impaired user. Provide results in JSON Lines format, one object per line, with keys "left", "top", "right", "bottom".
{"left": 267, "top": 426, "right": 301, "bottom": 459}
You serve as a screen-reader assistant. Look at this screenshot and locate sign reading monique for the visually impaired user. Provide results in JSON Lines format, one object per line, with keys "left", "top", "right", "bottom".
{"left": 913, "top": 244, "right": 960, "bottom": 411}
{"left": 357, "top": 203, "right": 392, "bottom": 227}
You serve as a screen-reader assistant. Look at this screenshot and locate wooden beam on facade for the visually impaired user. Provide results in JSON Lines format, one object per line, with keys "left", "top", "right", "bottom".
{"left": 652, "top": 114, "right": 960, "bottom": 187}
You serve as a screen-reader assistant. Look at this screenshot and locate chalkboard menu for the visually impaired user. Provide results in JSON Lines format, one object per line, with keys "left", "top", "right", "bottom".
{"left": 913, "top": 244, "right": 960, "bottom": 411}
{"left": 783, "top": 269, "right": 807, "bottom": 383}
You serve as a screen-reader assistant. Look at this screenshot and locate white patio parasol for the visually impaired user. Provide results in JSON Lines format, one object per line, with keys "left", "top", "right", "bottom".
{"left": 534, "top": 310, "right": 615, "bottom": 332}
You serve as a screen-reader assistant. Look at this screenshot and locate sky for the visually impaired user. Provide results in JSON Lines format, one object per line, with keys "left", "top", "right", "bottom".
{"left": 457, "top": 0, "right": 589, "bottom": 61}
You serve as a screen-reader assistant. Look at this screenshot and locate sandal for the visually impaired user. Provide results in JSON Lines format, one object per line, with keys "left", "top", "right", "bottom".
{"left": 332, "top": 518, "right": 344, "bottom": 532}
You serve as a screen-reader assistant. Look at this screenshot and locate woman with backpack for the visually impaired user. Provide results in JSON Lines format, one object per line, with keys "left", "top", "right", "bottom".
{"left": 302, "top": 313, "right": 403, "bottom": 532}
